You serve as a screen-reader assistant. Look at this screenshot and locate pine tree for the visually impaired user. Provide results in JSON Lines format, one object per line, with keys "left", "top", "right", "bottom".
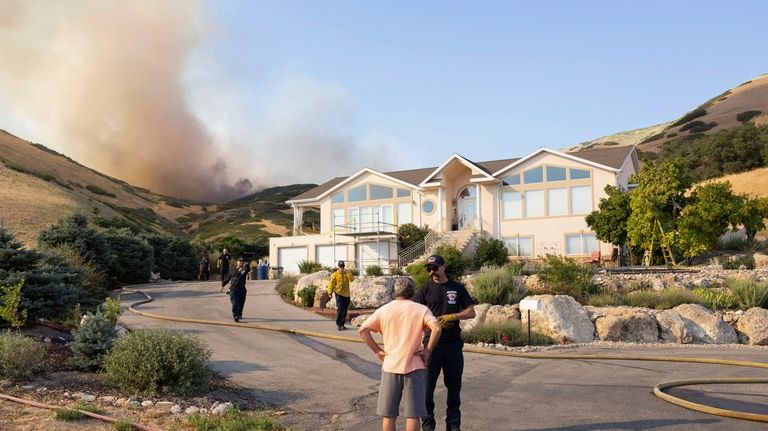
{"left": 69, "top": 312, "right": 117, "bottom": 370}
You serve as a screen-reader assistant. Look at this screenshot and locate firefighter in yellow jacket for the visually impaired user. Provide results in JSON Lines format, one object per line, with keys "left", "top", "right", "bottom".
{"left": 328, "top": 260, "right": 355, "bottom": 330}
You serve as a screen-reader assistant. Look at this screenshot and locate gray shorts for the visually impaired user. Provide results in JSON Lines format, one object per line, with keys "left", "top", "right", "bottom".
{"left": 377, "top": 369, "right": 427, "bottom": 418}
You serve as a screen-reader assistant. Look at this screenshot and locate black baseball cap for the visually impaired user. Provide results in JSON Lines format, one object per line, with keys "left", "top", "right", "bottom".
{"left": 338, "top": 260, "right": 345, "bottom": 267}
{"left": 425, "top": 255, "right": 445, "bottom": 267}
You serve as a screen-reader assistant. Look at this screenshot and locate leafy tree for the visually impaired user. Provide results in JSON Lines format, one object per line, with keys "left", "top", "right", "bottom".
{"left": 586, "top": 185, "right": 631, "bottom": 246}
{"left": 397, "top": 223, "right": 432, "bottom": 250}
{"left": 473, "top": 237, "right": 509, "bottom": 268}
{"left": 434, "top": 244, "right": 470, "bottom": 281}
{"left": 734, "top": 196, "right": 768, "bottom": 242}
{"left": 0, "top": 280, "right": 27, "bottom": 329}
{"left": 212, "top": 234, "right": 245, "bottom": 260}
{"left": 677, "top": 182, "right": 741, "bottom": 258}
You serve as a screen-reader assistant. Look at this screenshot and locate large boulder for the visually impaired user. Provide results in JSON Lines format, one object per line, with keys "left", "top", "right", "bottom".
{"left": 294, "top": 271, "right": 331, "bottom": 305}
{"left": 350, "top": 276, "right": 396, "bottom": 308}
{"left": 754, "top": 253, "right": 768, "bottom": 269}
{"left": 735, "top": 307, "right": 768, "bottom": 345}
{"left": 485, "top": 304, "right": 521, "bottom": 325}
{"left": 588, "top": 306, "right": 659, "bottom": 343}
{"left": 661, "top": 304, "right": 738, "bottom": 344}
{"left": 656, "top": 309, "right": 694, "bottom": 343}
{"left": 521, "top": 295, "right": 594, "bottom": 343}
{"left": 460, "top": 303, "right": 491, "bottom": 332}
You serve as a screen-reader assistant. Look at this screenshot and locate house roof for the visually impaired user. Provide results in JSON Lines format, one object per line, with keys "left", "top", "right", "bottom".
{"left": 287, "top": 146, "right": 635, "bottom": 203}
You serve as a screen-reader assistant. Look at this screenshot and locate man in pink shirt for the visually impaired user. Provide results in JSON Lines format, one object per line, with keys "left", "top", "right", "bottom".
{"left": 359, "top": 277, "right": 442, "bottom": 431}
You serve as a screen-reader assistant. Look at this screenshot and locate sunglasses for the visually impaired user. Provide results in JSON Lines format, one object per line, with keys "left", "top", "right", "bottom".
{"left": 426, "top": 265, "right": 440, "bottom": 272}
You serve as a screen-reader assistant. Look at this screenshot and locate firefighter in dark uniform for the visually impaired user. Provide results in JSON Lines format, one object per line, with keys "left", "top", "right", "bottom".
{"left": 218, "top": 248, "right": 231, "bottom": 292}
{"left": 414, "top": 255, "right": 476, "bottom": 431}
{"left": 223, "top": 257, "right": 250, "bottom": 322}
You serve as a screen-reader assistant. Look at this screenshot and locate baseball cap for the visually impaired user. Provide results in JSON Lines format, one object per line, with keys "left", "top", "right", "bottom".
{"left": 338, "top": 260, "right": 345, "bottom": 267}
{"left": 425, "top": 255, "right": 445, "bottom": 267}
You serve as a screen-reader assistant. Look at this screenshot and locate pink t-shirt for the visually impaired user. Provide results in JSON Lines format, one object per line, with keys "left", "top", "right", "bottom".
{"left": 360, "top": 299, "right": 438, "bottom": 374}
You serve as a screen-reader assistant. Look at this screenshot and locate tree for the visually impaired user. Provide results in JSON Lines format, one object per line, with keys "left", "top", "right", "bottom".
{"left": 102, "top": 228, "right": 154, "bottom": 285}
{"left": 586, "top": 185, "right": 631, "bottom": 246}
{"left": 473, "top": 237, "right": 509, "bottom": 268}
{"left": 143, "top": 234, "right": 199, "bottom": 280}
{"left": 677, "top": 182, "right": 741, "bottom": 258}
{"left": 397, "top": 223, "right": 431, "bottom": 250}
{"left": 733, "top": 196, "right": 768, "bottom": 242}
{"left": 212, "top": 234, "right": 245, "bottom": 261}
{"left": 38, "top": 213, "right": 113, "bottom": 271}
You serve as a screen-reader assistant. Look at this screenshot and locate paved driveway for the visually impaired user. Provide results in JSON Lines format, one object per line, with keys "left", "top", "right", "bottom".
{"left": 119, "top": 280, "right": 768, "bottom": 431}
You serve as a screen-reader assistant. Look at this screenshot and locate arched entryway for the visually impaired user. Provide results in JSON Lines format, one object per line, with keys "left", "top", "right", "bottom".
{"left": 456, "top": 186, "right": 476, "bottom": 229}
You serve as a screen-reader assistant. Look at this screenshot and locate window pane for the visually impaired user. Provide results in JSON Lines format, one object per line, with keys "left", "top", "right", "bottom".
{"left": 524, "top": 190, "right": 545, "bottom": 217}
{"left": 397, "top": 188, "right": 411, "bottom": 198}
{"left": 370, "top": 184, "right": 393, "bottom": 200}
{"left": 503, "top": 238, "right": 519, "bottom": 256}
{"left": 547, "top": 188, "right": 567, "bottom": 216}
{"left": 348, "top": 185, "right": 366, "bottom": 202}
{"left": 570, "top": 168, "right": 591, "bottom": 180}
{"left": 397, "top": 202, "right": 412, "bottom": 225}
{"left": 333, "top": 208, "right": 344, "bottom": 230}
{"left": 566, "top": 235, "right": 582, "bottom": 254}
{"left": 571, "top": 185, "right": 593, "bottom": 214}
{"left": 331, "top": 193, "right": 344, "bottom": 204}
{"left": 502, "top": 174, "right": 520, "bottom": 186}
{"left": 348, "top": 208, "right": 359, "bottom": 232}
{"left": 422, "top": 200, "right": 435, "bottom": 214}
{"left": 502, "top": 191, "right": 522, "bottom": 219}
{"left": 519, "top": 238, "right": 533, "bottom": 256}
{"left": 524, "top": 166, "right": 543, "bottom": 183}
{"left": 381, "top": 205, "right": 393, "bottom": 224}
{"left": 546, "top": 166, "right": 566, "bottom": 182}
{"left": 584, "top": 234, "right": 597, "bottom": 253}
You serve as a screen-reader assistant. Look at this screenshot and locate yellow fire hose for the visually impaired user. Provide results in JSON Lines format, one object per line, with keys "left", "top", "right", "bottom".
{"left": 122, "top": 287, "right": 768, "bottom": 424}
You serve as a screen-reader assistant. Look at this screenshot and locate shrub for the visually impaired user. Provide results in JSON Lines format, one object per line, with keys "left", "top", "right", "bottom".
{"left": 623, "top": 288, "right": 704, "bottom": 310}
{"left": 297, "top": 260, "right": 324, "bottom": 274}
{"left": 538, "top": 255, "right": 599, "bottom": 302}
{"left": 297, "top": 287, "right": 315, "bottom": 307}
{"left": 44, "top": 245, "right": 108, "bottom": 310}
{"left": 717, "top": 237, "right": 754, "bottom": 251}
{"left": 693, "top": 287, "right": 735, "bottom": 310}
{"left": 397, "top": 223, "right": 432, "bottom": 250}
{"left": 55, "top": 409, "right": 84, "bottom": 421}
{"left": 0, "top": 279, "right": 27, "bottom": 329}
{"left": 85, "top": 184, "right": 117, "bottom": 198}
{"left": 461, "top": 321, "right": 554, "bottom": 346}
{"left": 472, "top": 266, "right": 527, "bottom": 305}
{"left": 727, "top": 279, "right": 768, "bottom": 309}
{"left": 736, "top": 110, "right": 762, "bottom": 123}
{"left": 365, "top": 265, "right": 383, "bottom": 276}
{"left": 74, "top": 403, "right": 103, "bottom": 414}
{"left": 718, "top": 255, "right": 756, "bottom": 270}
{"left": 102, "top": 328, "right": 212, "bottom": 396}
{"left": 680, "top": 120, "right": 717, "bottom": 133}
{"left": 142, "top": 234, "right": 199, "bottom": 280}
{"left": 0, "top": 332, "right": 45, "bottom": 380}
{"left": 69, "top": 312, "right": 117, "bottom": 370}
{"left": 473, "top": 237, "right": 509, "bottom": 268}
{"left": 434, "top": 244, "right": 470, "bottom": 281}
{"left": 275, "top": 275, "right": 298, "bottom": 300}
{"left": 404, "top": 263, "right": 430, "bottom": 290}
{"left": 101, "top": 297, "right": 122, "bottom": 326}
{"left": 113, "top": 420, "right": 134, "bottom": 431}
{"left": 101, "top": 228, "right": 154, "bottom": 285}
{"left": 187, "top": 408, "right": 286, "bottom": 431}
{"left": 671, "top": 107, "right": 707, "bottom": 127}
{"left": 586, "top": 292, "right": 624, "bottom": 307}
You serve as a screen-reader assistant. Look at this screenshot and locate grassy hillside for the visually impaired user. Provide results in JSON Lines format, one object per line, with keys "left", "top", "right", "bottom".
{"left": 0, "top": 129, "right": 316, "bottom": 247}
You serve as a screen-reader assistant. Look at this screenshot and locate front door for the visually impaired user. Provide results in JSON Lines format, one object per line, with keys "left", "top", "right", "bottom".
{"left": 457, "top": 187, "right": 476, "bottom": 229}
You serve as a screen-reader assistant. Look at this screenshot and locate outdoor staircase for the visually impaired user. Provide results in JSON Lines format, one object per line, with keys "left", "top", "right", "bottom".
{"left": 398, "top": 224, "right": 480, "bottom": 268}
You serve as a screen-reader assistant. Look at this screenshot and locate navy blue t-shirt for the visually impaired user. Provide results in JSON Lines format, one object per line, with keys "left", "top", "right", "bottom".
{"left": 415, "top": 279, "right": 475, "bottom": 343}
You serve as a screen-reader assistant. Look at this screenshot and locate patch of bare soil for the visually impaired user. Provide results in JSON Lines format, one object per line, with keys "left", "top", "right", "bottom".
{"left": 1, "top": 327, "right": 292, "bottom": 431}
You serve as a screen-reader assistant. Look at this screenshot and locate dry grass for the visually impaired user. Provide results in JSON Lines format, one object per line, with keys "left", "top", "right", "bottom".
{"left": 705, "top": 167, "right": 768, "bottom": 199}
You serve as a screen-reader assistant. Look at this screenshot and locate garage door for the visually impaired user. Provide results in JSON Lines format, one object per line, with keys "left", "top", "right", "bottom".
{"left": 278, "top": 246, "right": 307, "bottom": 275}
{"left": 357, "top": 242, "right": 391, "bottom": 273}
{"left": 316, "top": 244, "right": 347, "bottom": 269}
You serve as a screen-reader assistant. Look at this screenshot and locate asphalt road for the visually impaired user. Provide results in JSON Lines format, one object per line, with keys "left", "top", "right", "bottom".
{"left": 119, "top": 280, "right": 768, "bottom": 431}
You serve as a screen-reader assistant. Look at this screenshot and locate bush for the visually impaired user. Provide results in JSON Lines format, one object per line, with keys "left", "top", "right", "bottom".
{"left": 187, "top": 408, "right": 286, "bottom": 431}
{"left": 55, "top": 409, "right": 84, "bottom": 421}
{"left": 275, "top": 275, "right": 298, "bottom": 300}
{"left": 718, "top": 255, "right": 756, "bottom": 270}
{"left": 101, "top": 297, "right": 122, "bottom": 326}
{"left": 113, "top": 420, "right": 134, "bottom": 431}
{"left": 397, "top": 223, "right": 431, "bottom": 250}
{"left": 365, "top": 265, "right": 383, "bottom": 276}
{"left": 538, "top": 255, "right": 599, "bottom": 302}
{"left": 143, "top": 234, "right": 199, "bottom": 280}
{"left": 434, "top": 244, "right": 470, "bottom": 281}
{"left": 102, "top": 328, "right": 212, "bottom": 396}
{"left": 404, "top": 263, "right": 430, "bottom": 290}
{"left": 85, "top": 184, "right": 116, "bottom": 198}
{"left": 736, "top": 110, "right": 762, "bottom": 123}
{"left": 679, "top": 120, "right": 717, "bottom": 133}
{"left": 671, "top": 107, "right": 707, "bottom": 127}
{"left": 69, "top": 312, "right": 117, "bottom": 370}
{"left": 472, "top": 266, "right": 527, "bottom": 305}
{"left": 727, "top": 279, "right": 768, "bottom": 309}
{"left": 473, "top": 237, "right": 509, "bottom": 268}
{"left": 44, "top": 245, "right": 108, "bottom": 310}
{"left": 297, "top": 260, "right": 324, "bottom": 274}
{"left": 101, "top": 228, "right": 154, "bottom": 285}
{"left": 212, "top": 235, "right": 245, "bottom": 263}
{"left": 0, "top": 332, "right": 45, "bottom": 380}
{"left": 693, "top": 287, "right": 735, "bottom": 310}
{"left": 623, "top": 288, "right": 704, "bottom": 310}
{"left": 461, "top": 321, "right": 554, "bottom": 346}
{"left": 0, "top": 279, "right": 27, "bottom": 329}
{"left": 586, "top": 292, "right": 624, "bottom": 307}
{"left": 297, "top": 287, "right": 315, "bottom": 307}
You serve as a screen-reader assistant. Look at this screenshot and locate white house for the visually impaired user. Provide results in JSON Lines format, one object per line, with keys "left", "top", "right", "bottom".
{"left": 269, "top": 146, "right": 640, "bottom": 275}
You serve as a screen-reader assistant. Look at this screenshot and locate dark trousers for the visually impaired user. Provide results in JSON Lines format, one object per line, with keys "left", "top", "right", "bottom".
{"left": 335, "top": 294, "right": 350, "bottom": 326}
{"left": 230, "top": 293, "right": 246, "bottom": 318}
{"left": 220, "top": 269, "right": 229, "bottom": 286}
{"left": 423, "top": 339, "right": 464, "bottom": 429}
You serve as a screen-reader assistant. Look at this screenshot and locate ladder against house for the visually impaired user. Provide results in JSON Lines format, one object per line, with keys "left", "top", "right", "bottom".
{"left": 397, "top": 224, "right": 478, "bottom": 268}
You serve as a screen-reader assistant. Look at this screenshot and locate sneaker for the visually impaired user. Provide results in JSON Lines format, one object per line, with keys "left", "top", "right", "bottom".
{"left": 234, "top": 316, "right": 240, "bottom": 322}
{"left": 337, "top": 325, "right": 343, "bottom": 331}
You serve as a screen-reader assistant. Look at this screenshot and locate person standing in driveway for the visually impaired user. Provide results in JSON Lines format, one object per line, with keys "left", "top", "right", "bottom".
{"left": 217, "top": 248, "right": 231, "bottom": 292}
{"left": 359, "top": 277, "right": 442, "bottom": 431}
{"left": 414, "top": 255, "right": 476, "bottom": 431}
{"left": 222, "top": 257, "right": 250, "bottom": 322}
{"left": 327, "top": 260, "right": 355, "bottom": 330}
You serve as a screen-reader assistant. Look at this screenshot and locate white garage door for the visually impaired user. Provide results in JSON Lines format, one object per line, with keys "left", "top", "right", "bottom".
{"left": 278, "top": 246, "right": 307, "bottom": 275}
{"left": 316, "top": 244, "right": 347, "bottom": 269}
{"left": 357, "top": 242, "right": 391, "bottom": 273}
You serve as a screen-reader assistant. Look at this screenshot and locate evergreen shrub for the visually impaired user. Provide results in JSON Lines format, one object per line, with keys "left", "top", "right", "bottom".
{"left": 473, "top": 237, "right": 509, "bottom": 268}
{"left": 103, "top": 328, "right": 212, "bottom": 396}
{"left": 297, "top": 287, "right": 315, "bottom": 307}
{"left": 461, "top": 321, "right": 554, "bottom": 346}
{"left": 0, "top": 332, "right": 45, "bottom": 380}
{"left": 472, "top": 266, "right": 527, "bottom": 305}
{"left": 297, "top": 260, "right": 324, "bottom": 274}
{"left": 365, "top": 265, "right": 383, "bottom": 276}
{"left": 69, "top": 312, "right": 117, "bottom": 370}
{"left": 538, "top": 255, "right": 599, "bottom": 302}
{"left": 404, "top": 263, "right": 430, "bottom": 290}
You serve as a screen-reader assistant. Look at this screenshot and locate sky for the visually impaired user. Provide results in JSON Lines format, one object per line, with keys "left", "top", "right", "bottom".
{"left": 1, "top": 1, "right": 767, "bottom": 201}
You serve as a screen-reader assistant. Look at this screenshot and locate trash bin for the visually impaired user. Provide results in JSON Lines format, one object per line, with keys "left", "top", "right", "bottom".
{"left": 258, "top": 265, "right": 269, "bottom": 280}
{"left": 269, "top": 266, "right": 283, "bottom": 280}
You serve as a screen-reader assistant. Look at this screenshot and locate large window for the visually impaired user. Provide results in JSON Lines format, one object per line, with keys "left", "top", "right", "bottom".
{"left": 332, "top": 208, "right": 344, "bottom": 230}
{"left": 370, "top": 184, "right": 393, "bottom": 200}
{"left": 570, "top": 185, "right": 593, "bottom": 214}
{"left": 331, "top": 193, "right": 344, "bottom": 204}
{"left": 504, "top": 237, "right": 533, "bottom": 257}
{"left": 524, "top": 167, "right": 544, "bottom": 184}
{"left": 397, "top": 188, "right": 411, "bottom": 198}
{"left": 502, "top": 191, "right": 522, "bottom": 219}
{"left": 566, "top": 233, "right": 597, "bottom": 255}
{"left": 524, "top": 190, "right": 545, "bottom": 218}
{"left": 570, "top": 168, "right": 591, "bottom": 180}
{"left": 348, "top": 185, "right": 366, "bottom": 202}
{"left": 546, "top": 166, "right": 566, "bottom": 182}
{"left": 502, "top": 174, "right": 520, "bottom": 186}
{"left": 547, "top": 188, "right": 567, "bottom": 216}
{"left": 397, "top": 202, "right": 412, "bottom": 224}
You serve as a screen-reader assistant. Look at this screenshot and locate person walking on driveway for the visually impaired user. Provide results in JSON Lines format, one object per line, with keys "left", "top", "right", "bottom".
{"left": 217, "top": 248, "right": 231, "bottom": 292}
{"left": 222, "top": 257, "right": 250, "bottom": 322}
{"left": 198, "top": 255, "right": 210, "bottom": 280}
{"left": 327, "top": 260, "right": 354, "bottom": 330}
{"left": 414, "top": 255, "right": 476, "bottom": 431}
{"left": 359, "top": 277, "right": 442, "bottom": 431}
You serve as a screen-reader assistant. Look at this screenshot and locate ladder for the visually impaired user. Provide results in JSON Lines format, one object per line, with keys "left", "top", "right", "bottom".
{"left": 647, "top": 219, "right": 676, "bottom": 267}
